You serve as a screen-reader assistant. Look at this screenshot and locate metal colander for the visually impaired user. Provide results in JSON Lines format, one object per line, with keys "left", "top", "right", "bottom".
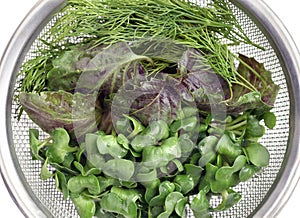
{"left": 0, "top": 0, "right": 300, "bottom": 217}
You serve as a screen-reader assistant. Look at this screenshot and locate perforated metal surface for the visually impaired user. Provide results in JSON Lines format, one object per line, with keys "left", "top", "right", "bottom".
{"left": 8, "top": 1, "right": 290, "bottom": 217}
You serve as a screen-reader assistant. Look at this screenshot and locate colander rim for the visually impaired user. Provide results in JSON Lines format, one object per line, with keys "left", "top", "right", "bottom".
{"left": 234, "top": 0, "right": 300, "bottom": 217}
{"left": 0, "top": 0, "right": 67, "bottom": 217}
{"left": 0, "top": 0, "right": 300, "bottom": 217}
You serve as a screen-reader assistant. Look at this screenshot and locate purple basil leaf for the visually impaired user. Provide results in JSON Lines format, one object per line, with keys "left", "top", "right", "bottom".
{"left": 178, "top": 50, "right": 279, "bottom": 114}
{"left": 178, "top": 49, "right": 227, "bottom": 114}
{"left": 75, "top": 42, "right": 151, "bottom": 94}
{"left": 111, "top": 75, "right": 193, "bottom": 125}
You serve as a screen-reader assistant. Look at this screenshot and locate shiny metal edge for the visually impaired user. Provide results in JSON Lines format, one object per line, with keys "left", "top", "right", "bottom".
{"left": 1, "top": 0, "right": 300, "bottom": 217}
{"left": 231, "top": 0, "right": 300, "bottom": 217}
{"left": 0, "top": 0, "right": 66, "bottom": 217}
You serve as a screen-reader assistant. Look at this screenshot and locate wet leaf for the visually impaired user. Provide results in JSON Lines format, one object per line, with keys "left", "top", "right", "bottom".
{"left": 175, "top": 197, "right": 188, "bottom": 217}
{"left": 131, "top": 134, "right": 157, "bottom": 152}
{"left": 174, "top": 174, "right": 194, "bottom": 195}
{"left": 100, "top": 188, "right": 140, "bottom": 218}
{"left": 142, "top": 137, "right": 180, "bottom": 169}
{"left": 239, "top": 165, "right": 259, "bottom": 182}
{"left": 245, "top": 115, "right": 265, "bottom": 138}
{"left": 149, "top": 181, "right": 175, "bottom": 207}
{"left": 142, "top": 178, "right": 160, "bottom": 204}
{"left": 215, "top": 155, "right": 247, "bottom": 181}
{"left": 73, "top": 161, "right": 101, "bottom": 176}
{"left": 144, "top": 120, "right": 170, "bottom": 141}
{"left": 157, "top": 192, "right": 185, "bottom": 218}
{"left": 216, "top": 134, "right": 242, "bottom": 162}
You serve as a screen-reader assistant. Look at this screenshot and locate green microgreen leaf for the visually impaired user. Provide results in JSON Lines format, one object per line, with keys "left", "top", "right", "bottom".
{"left": 142, "top": 178, "right": 160, "bottom": 204}
{"left": 46, "top": 128, "right": 78, "bottom": 164}
{"left": 170, "top": 116, "right": 198, "bottom": 133}
{"left": 103, "top": 159, "right": 135, "bottom": 181}
{"left": 216, "top": 134, "right": 242, "bottom": 162}
{"left": 174, "top": 175, "right": 194, "bottom": 195}
{"left": 145, "top": 120, "right": 170, "bottom": 141}
{"left": 100, "top": 189, "right": 139, "bottom": 218}
{"left": 246, "top": 115, "right": 265, "bottom": 138}
{"left": 73, "top": 161, "right": 101, "bottom": 176}
{"left": 158, "top": 192, "right": 185, "bottom": 218}
{"left": 214, "top": 189, "right": 241, "bottom": 211}
{"left": 178, "top": 134, "right": 195, "bottom": 157}
{"left": 190, "top": 190, "right": 211, "bottom": 218}
{"left": 123, "top": 114, "right": 145, "bottom": 139}
{"left": 41, "top": 158, "right": 54, "bottom": 180}
{"left": 97, "top": 134, "right": 127, "bottom": 158}
{"left": 67, "top": 174, "right": 100, "bottom": 195}
{"left": 116, "top": 133, "right": 130, "bottom": 149}
{"left": 244, "top": 143, "right": 270, "bottom": 167}
{"left": 175, "top": 197, "right": 188, "bottom": 217}
{"left": 131, "top": 134, "right": 157, "bottom": 152}
{"left": 215, "top": 155, "right": 246, "bottom": 181}
{"left": 29, "top": 128, "right": 49, "bottom": 161}
{"left": 263, "top": 111, "right": 276, "bottom": 129}
{"left": 55, "top": 170, "right": 69, "bottom": 200}
{"left": 149, "top": 181, "right": 175, "bottom": 207}
{"left": 142, "top": 137, "right": 180, "bottom": 169}
{"left": 239, "top": 165, "right": 260, "bottom": 182}
{"left": 70, "top": 194, "right": 96, "bottom": 218}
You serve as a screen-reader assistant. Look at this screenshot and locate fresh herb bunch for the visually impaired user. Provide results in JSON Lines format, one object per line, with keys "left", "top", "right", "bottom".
{"left": 18, "top": 0, "right": 263, "bottom": 97}
{"left": 17, "top": 0, "right": 280, "bottom": 217}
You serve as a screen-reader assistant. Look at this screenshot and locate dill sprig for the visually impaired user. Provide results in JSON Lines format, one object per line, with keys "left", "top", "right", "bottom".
{"left": 18, "top": 0, "right": 262, "bottom": 95}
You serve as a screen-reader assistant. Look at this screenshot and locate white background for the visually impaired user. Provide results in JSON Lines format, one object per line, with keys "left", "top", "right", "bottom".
{"left": 0, "top": 0, "right": 299, "bottom": 217}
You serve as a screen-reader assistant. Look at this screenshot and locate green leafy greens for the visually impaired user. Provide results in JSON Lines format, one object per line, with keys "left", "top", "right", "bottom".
{"left": 16, "top": 0, "right": 280, "bottom": 217}
{"left": 29, "top": 111, "right": 274, "bottom": 218}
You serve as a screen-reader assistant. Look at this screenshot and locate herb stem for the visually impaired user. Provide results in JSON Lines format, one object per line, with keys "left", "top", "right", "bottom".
{"left": 229, "top": 114, "right": 247, "bottom": 126}
{"left": 226, "top": 120, "right": 247, "bottom": 131}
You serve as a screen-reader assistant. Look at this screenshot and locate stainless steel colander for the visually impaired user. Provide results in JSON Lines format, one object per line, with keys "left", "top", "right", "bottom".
{"left": 1, "top": 0, "right": 300, "bottom": 217}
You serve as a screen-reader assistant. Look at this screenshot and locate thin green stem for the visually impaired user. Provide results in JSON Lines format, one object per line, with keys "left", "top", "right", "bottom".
{"left": 235, "top": 54, "right": 268, "bottom": 88}
{"left": 38, "top": 137, "right": 52, "bottom": 149}
{"left": 226, "top": 120, "right": 247, "bottom": 131}
{"left": 228, "top": 114, "right": 247, "bottom": 126}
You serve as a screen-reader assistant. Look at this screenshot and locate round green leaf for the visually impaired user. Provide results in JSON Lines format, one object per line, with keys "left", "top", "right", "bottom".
{"left": 244, "top": 143, "right": 270, "bottom": 167}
